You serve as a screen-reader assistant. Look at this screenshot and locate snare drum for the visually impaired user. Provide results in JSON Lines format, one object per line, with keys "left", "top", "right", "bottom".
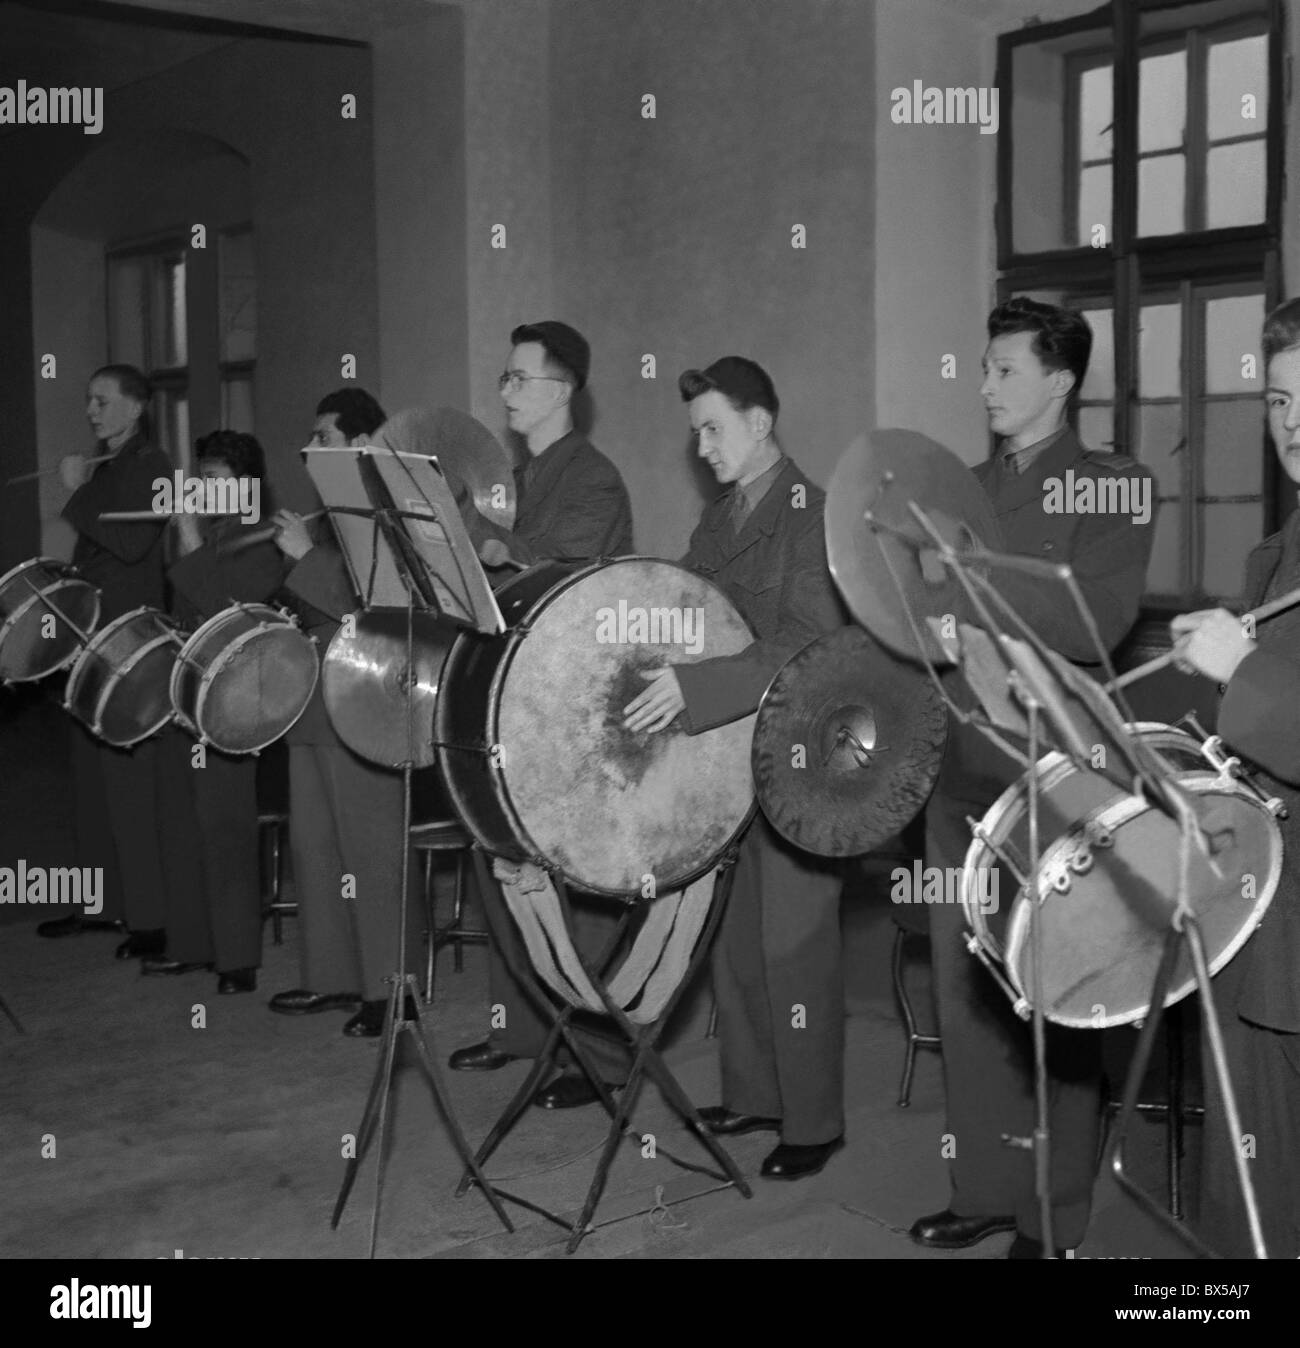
{"left": 436, "top": 557, "right": 756, "bottom": 898}
{"left": 0, "top": 557, "right": 100, "bottom": 683}
{"left": 170, "top": 603, "right": 318, "bottom": 755}
{"left": 64, "top": 607, "right": 183, "bottom": 747}
{"left": 961, "top": 723, "right": 1282, "bottom": 1028}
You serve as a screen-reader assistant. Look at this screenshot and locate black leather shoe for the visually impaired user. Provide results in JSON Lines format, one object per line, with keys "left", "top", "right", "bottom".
{"left": 696, "top": 1106, "right": 781, "bottom": 1136}
{"left": 218, "top": 969, "right": 257, "bottom": 995}
{"left": 116, "top": 929, "right": 164, "bottom": 960}
{"left": 141, "top": 955, "right": 211, "bottom": 976}
{"left": 342, "top": 996, "right": 418, "bottom": 1038}
{"left": 534, "top": 1073, "right": 618, "bottom": 1110}
{"left": 1007, "top": 1233, "right": 1071, "bottom": 1259}
{"left": 449, "top": 1041, "right": 519, "bottom": 1072}
{"left": 37, "top": 915, "right": 123, "bottom": 938}
{"left": 267, "top": 988, "right": 362, "bottom": 1015}
{"left": 909, "top": 1208, "right": 1017, "bottom": 1249}
{"left": 759, "top": 1137, "right": 844, "bottom": 1180}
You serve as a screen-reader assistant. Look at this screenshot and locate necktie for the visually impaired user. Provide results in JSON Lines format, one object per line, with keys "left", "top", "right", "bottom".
{"left": 730, "top": 489, "right": 750, "bottom": 533}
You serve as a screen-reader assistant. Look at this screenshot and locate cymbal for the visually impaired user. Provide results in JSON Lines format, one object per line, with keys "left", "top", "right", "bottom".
{"left": 825, "top": 430, "right": 1002, "bottom": 665}
{"left": 753, "top": 625, "right": 948, "bottom": 857}
{"left": 320, "top": 613, "right": 458, "bottom": 769}
{"left": 373, "top": 406, "right": 516, "bottom": 530}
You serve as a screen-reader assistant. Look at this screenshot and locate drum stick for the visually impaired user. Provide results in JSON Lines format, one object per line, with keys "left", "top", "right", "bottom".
{"left": 1107, "top": 582, "right": 1300, "bottom": 692}
{"left": 7, "top": 452, "right": 115, "bottom": 487}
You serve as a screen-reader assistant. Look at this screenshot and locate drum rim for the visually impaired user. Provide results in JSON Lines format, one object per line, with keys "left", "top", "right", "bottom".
{"left": 65, "top": 607, "right": 181, "bottom": 745}
{"left": 482, "top": 555, "right": 757, "bottom": 898}
{"left": 0, "top": 582, "right": 101, "bottom": 683}
{"left": 1000, "top": 775, "right": 1282, "bottom": 1028}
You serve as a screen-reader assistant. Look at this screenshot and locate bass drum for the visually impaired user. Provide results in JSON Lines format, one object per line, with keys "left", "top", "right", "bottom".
{"left": 961, "top": 723, "right": 1282, "bottom": 1028}
{"left": 436, "top": 557, "right": 756, "bottom": 898}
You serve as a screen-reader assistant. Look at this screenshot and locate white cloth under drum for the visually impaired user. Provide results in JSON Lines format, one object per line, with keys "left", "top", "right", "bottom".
{"left": 491, "top": 859, "right": 717, "bottom": 1026}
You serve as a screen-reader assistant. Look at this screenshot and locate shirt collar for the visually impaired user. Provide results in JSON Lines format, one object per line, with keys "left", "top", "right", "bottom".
{"left": 999, "top": 424, "right": 1069, "bottom": 476}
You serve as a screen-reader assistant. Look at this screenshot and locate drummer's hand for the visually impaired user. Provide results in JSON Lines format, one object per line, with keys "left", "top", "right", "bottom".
{"left": 175, "top": 511, "right": 204, "bottom": 555}
{"left": 623, "top": 667, "right": 685, "bottom": 734}
{"left": 59, "top": 454, "right": 91, "bottom": 492}
{"left": 1169, "top": 607, "right": 1255, "bottom": 684}
{"left": 272, "top": 510, "right": 313, "bottom": 560}
{"left": 491, "top": 857, "right": 549, "bottom": 892}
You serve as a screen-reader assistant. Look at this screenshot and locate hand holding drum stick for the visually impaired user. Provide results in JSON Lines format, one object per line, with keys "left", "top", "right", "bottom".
{"left": 7, "top": 452, "right": 115, "bottom": 488}
{"left": 1107, "top": 581, "right": 1300, "bottom": 691}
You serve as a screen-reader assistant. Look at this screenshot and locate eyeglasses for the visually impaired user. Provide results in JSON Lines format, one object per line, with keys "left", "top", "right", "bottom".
{"left": 498, "top": 371, "right": 567, "bottom": 394}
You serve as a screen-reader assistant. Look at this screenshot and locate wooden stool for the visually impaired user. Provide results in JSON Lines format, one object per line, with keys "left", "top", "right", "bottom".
{"left": 410, "top": 818, "right": 487, "bottom": 1002}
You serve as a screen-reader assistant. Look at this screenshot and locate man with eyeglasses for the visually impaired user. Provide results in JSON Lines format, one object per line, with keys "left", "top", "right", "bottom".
{"left": 451, "top": 320, "right": 636, "bottom": 1109}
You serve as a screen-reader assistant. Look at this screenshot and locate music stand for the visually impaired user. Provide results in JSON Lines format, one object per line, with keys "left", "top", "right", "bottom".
{"left": 302, "top": 443, "right": 512, "bottom": 1255}
{"left": 453, "top": 847, "right": 752, "bottom": 1254}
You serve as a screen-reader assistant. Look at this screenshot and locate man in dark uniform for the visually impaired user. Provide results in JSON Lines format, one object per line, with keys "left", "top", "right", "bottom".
{"left": 624, "top": 356, "right": 849, "bottom": 1179}
{"left": 1169, "top": 296, "right": 1300, "bottom": 1259}
{"left": 449, "top": 321, "right": 636, "bottom": 1108}
{"left": 910, "top": 298, "right": 1155, "bottom": 1256}
{"left": 143, "top": 431, "right": 284, "bottom": 995}
{"left": 38, "top": 365, "right": 172, "bottom": 954}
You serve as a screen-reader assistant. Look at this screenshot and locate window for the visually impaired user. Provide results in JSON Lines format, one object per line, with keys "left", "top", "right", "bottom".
{"left": 997, "top": 0, "right": 1282, "bottom": 609}
{"left": 218, "top": 225, "right": 256, "bottom": 434}
{"left": 106, "top": 240, "right": 189, "bottom": 463}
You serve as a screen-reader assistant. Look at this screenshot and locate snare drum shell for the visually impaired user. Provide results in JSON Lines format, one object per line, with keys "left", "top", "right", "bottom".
{"left": 64, "top": 607, "right": 181, "bottom": 746}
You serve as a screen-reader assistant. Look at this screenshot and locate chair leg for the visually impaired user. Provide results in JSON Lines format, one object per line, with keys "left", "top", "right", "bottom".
{"left": 706, "top": 995, "right": 719, "bottom": 1040}
{"left": 452, "top": 853, "right": 466, "bottom": 974}
{"left": 1166, "top": 1003, "right": 1185, "bottom": 1220}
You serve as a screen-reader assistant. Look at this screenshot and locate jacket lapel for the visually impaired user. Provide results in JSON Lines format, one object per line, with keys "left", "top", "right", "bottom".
{"left": 987, "top": 427, "right": 1080, "bottom": 516}
{"left": 705, "top": 458, "right": 794, "bottom": 567}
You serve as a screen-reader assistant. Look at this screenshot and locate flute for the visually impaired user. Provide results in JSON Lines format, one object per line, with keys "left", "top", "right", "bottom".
{"left": 1107, "top": 582, "right": 1300, "bottom": 691}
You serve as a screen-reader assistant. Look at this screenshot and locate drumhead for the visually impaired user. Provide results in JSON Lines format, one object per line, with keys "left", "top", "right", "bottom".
{"left": 490, "top": 557, "right": 756, "bottom": 897}
{"left": 66, "top": 608, "right": 180, "bottom": 746}
{"left": 0, "top": 558, "right": 100, "bottom": 683}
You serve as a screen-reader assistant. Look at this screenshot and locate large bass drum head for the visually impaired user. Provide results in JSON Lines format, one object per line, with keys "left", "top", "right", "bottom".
{"left": 495, "top": 558, "right": 756, "bottom": 897}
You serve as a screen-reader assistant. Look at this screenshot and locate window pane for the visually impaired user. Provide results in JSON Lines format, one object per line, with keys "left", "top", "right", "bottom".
{"left": 1078, "top": 404, "right": 1113, "bottom": 452}
{"left": 1206, "top": 140, "right": 1266, "bottom": 230}
{"left": 1137, "top": 153, "right": 1185, "bottom": 236}
{"left": 221, "top": 378, "right": 255, "bottom": 435}
{"left": 152, "top": 253, "right": 187, "bottom": 368}
{"left": 1202, "top": 399, "right": 1264, "bottom": 499}
{"left": 1139, "top": 49, "right": 1186, "bottom": 152}
{"left": 219, "top": 229, "right": 257, "bottom": 363}
{"left": 1079, "top": 62, "right": 1113, "bottom": 161}
{"left": 1077, "top": 165, "right": 1112, "bottom": 247}
{"left": 1204, "top": 293, "right": 1265, "bottom": 395}
{"left": 1079, "top": 307, "right": 1114, "bottom": 402}
{"left": 1202, "top": 503, "right": 1264, "bottom": 600}
{"left": 1207, "top": 34, "right": 1267, "bottom": 141}
{"left": 1139, "top": 303, "right": 1181, "bottom": 398}
{"left": 1137, "top": 401, "right": 1184, "bottom": 497}
{"left": 1146, "top": 500, "right": 1183, "bottom": 595}
{"left": 107, "top": 258, "right": 147, "bottom": 369}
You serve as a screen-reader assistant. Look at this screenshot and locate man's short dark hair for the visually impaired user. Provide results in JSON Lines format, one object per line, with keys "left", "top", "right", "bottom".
{"left": 678, "top": 356, "right": 779, "bottom": 422}
{"left": 510, "top": 321, "right": 590, "bottom": 391}
{"left": 195, "top": 429, "right": 266, "bottom": 481}
{"left": 987, "top": 297, "right": 1093, "bottom": 400}
{"left": 1263, "top": 299, "right": 1300, "bottom": 368}
{"left": 315, "top": 388, "right": 386, "bottom": 440}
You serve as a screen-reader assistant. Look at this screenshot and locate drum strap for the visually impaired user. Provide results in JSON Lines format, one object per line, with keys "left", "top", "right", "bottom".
{"left": 493, "top": 863, "right": 717, "bottom": 1026}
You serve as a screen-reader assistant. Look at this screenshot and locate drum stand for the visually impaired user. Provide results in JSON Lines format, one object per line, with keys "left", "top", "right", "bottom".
{"left": 329, "top": 491, "right": 513, "bottom": 1255}
{"left": 456, "top": 846, "right": 752, "bottom": 1254}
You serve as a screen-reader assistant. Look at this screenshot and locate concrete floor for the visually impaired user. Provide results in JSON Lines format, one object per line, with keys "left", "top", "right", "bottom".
{"left": 0, "top": 687, "right": 1199, "bottom": 1260}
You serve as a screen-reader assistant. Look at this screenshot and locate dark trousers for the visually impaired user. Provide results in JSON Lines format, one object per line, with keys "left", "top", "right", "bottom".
{"left": 926, "top": 793, "right": 1102, "bottom": 1246}
{"left": 486, "top": 885, "right": 635, "bottom": 1082}
{"left": 288, "top": 743, "right": 420, "bottom": 1002}
{"left": 1199, "top": 951, "right": 1300, "bottom": 1258}
{"left": 711, "top": 814, "right": 845, "bottom": 1147}
{"left": 154, "top": 730, "right": 263, "bottom": 972}
{"left": 70, "top": 721, "right": 164, "bottom": 931}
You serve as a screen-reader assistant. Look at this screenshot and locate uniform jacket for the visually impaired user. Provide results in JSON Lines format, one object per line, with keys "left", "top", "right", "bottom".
{"left": 512, "top": 429, "right": 633, "bottom": 562}
{"left": 935, "top": 428, "right": 1156, "bottom": 809}
{"left": 62, "top": 433, "right": 172, "bottom": 621}
{"left": 1214, "top": 510, "right": 1300, "bottom": 1033}
{"left": 167, "top": 518, "right": 286, "bottom": 627}
{"left": 676, "top": 456, "right": 847, "bottom": 733}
